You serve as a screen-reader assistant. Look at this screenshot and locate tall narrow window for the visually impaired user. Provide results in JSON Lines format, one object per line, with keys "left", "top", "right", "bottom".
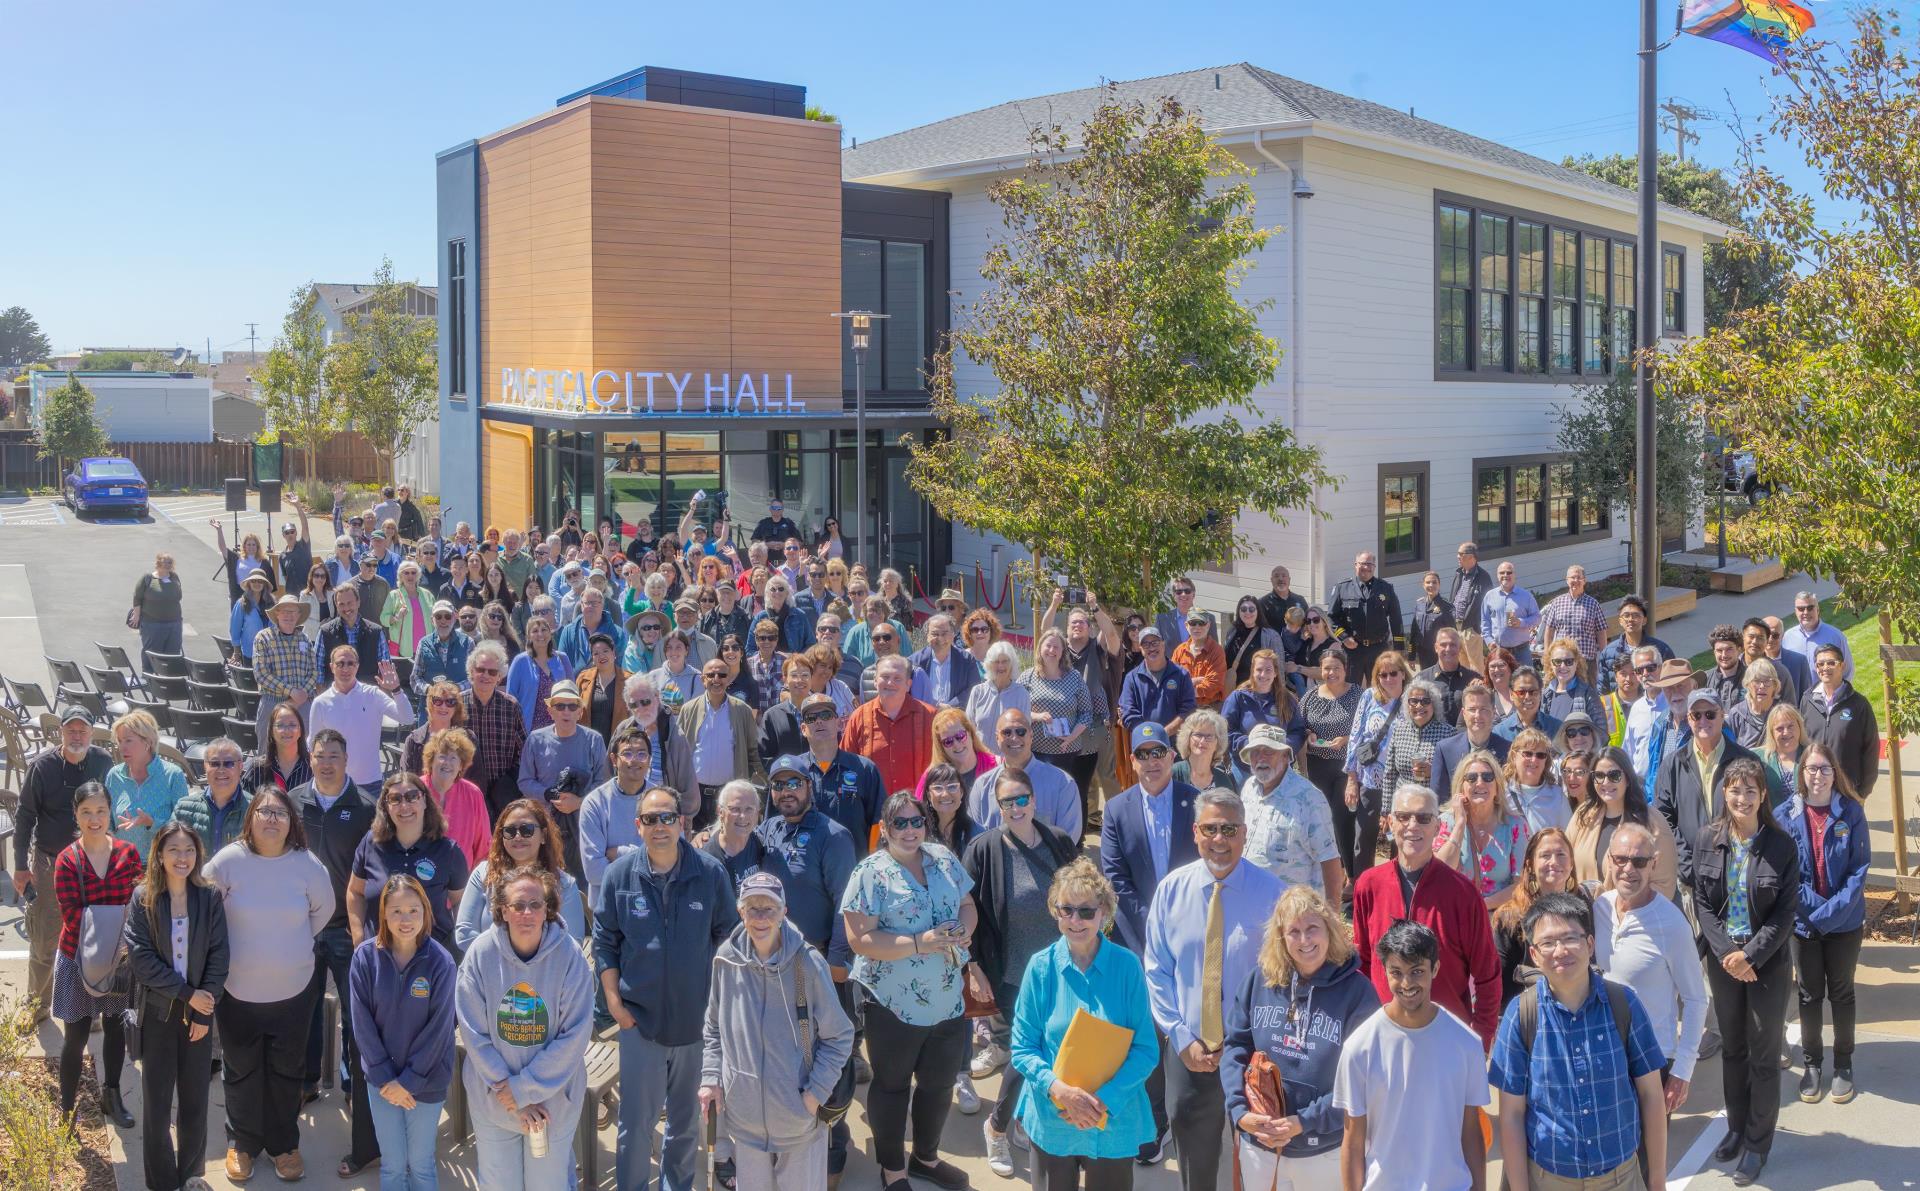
{"left": 1550, "top": 229, "right": 1578, "bottom": 374}
{"left": 1476, "top": 466, "right": 1510, "bottom": 548}
{"left": 1612, "top": 241, "right": 1636, "bottom": 368}
{"left": 883, "top": 242, "right": 926, "bottom": 391}
{"left": 1516, "top": 221, "right": 1545, "bottom": 373}
{"left": 1380, "top": 466, "right": 1428, "bottom": 569}
{"left": 1438, "top": 206, "right": 1472, "bottom": 369}
{"left": 1583, "top": 234, "right": 1610, "bottom": 373}
{"left": 1549, "top": 462, "right": 1575, "bottom": 537}
{"left": 447, "top": 239, "right": 467, "bottom": 398}
{"left": 1477, "top": 212, "right": 1510, "bottom": 370}
{"left": 840, "top": 238, "right": 882, "bottom": 392}
{"left": 1513, "top": 464, "right": 1545, "bottom": 543}
{"left": 1662, "top": 246, "right": 1685, "bottom": 335}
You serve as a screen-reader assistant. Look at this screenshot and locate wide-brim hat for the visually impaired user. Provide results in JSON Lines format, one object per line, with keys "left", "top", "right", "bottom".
{"left": 269, "top": 594, "right": 310, "bottom": 625}
{"left": 1237, "top": 722, "right": 1294, "bottom": 766}
{"left": 1646, "top": 659, "right": 1702, "bottom": 690}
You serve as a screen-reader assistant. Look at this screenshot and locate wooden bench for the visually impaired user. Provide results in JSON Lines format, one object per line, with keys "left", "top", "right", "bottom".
{"left": 445, "top": 1033, "right": 622, "bottom": 1186}
{"left": 1709, "top": 557, "right": 1787, "bottom": 593}
{"left": 1603, "top": 586, "right": 1697, "bottom": 634}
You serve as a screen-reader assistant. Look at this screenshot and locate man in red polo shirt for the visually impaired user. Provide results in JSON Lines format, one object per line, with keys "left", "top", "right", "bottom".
{"left": 840, "top": 654, "right": 933, "bottom": 796}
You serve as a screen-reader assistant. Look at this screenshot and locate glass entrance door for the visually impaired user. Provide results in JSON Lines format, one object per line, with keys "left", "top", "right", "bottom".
{"left": 879, "top": 451, "right": 926, "bottom": 582}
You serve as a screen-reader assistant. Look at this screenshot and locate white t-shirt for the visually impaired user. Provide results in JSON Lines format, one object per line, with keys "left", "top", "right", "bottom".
{"left": 1332, "top": 1006, "right": 1490, "bottom": 1191}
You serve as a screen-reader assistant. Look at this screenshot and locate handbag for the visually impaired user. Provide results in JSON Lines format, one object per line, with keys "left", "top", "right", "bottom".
{"left": 793, "top": 957, "right": 857, "bottom": 1126}
{"left": 125, "top": 607, "right": 141, "bottom": 630}
{"left": 961, "top": 975, "right": 999, "bottom": 1020}
{"left": 1244, "top": 1049, "right": 1287, "bottom": 1119}
{"left": 78, "top": 881, "right": 132, "bottom": 1000}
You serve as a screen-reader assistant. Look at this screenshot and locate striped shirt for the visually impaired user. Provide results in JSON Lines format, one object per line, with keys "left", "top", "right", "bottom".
{"left": 1536, "top": 592, "right": 1609, "bottom": 660}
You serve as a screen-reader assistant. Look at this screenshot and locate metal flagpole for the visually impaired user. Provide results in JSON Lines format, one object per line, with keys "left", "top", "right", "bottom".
{"left": 1636, "top": 0, "right": 1663, "bottom": 615}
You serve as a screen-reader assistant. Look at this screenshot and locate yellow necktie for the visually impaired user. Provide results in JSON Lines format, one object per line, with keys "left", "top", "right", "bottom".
{"left": 1200, "top": 878, "right": 1225, "bottom": 1051}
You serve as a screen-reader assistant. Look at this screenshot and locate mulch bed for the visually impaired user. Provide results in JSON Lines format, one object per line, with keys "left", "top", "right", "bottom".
{"left": 0, "top": 1053, "right": 120, "bottom": 1190}
{"left": 1866, "top": 888, "right": 1919, "bottom": 944}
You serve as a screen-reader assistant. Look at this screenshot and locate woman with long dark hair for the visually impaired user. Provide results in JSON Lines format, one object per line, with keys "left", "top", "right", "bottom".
{"left": 127, "top": 821, "right": 229, "bottom": 1191}
{"left": 1780, "top": 740, "right": 1871, "bottom": 1107}
{"left": 1300, "top": 648, "right": 1361, "bottom": 872}
{"left": 1224, "top": 595, "right": 1287, "bottom": 687}
{"left": 53, "top": 780, "right": 142, "bottom": 1128}
{"left": 1690, "top": 756, "right": 1800, "bottom": 1185}
{"left": 1565, "top": 744, "right": 1678, "bottom": 898}
{"left": 348, "top": 773, "right": 469, "bottom": 954}
{"left": 453, "top": 800, "right": 587, "bottom": 950}
{"left": 243, "top": 699, "right": 313, "bottom": 794}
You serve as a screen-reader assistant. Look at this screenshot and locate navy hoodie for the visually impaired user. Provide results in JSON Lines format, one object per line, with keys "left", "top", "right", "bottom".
{"left": 1220, "top": 953, "right": 1381, "bottom": 1159}
{"left": 348, "top": 937, "right": 458, "bottom": 1103}
{"left": 592, "top": 837, "right": 740, "bottom": 1047}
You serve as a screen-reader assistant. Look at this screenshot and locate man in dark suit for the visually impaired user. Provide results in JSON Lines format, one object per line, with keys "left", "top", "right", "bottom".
{"left": 316, "top": 583, "right": 388, "bottom": 683}
{"left": 1098, "top": 721, "right": 1197, "bottom": 1165}
{"left": 1654, "top": 689, "right": 1776, "bottom": 886}
{"left": 907, "top": 614, "right": 982, "bottom": 710}
{"left": 1427, "top": 681, "right": 1512, "bottom": 802}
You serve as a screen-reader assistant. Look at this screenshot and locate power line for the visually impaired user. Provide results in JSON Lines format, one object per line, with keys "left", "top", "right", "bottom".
{"left": 1659, "top": 100, "right": 1706, "bottom": 162}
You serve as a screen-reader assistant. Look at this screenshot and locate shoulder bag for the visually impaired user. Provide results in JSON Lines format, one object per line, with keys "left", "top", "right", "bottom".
{"left": 77, "top": 856, "right": 133, "bottom": 1000}
{"left": 793, "top": 956, "right": 857, "bottom": 1125}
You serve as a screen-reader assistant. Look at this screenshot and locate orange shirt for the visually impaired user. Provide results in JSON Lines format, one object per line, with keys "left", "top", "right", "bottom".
{"left": 1172, "top": 638, "right": 1228, "bottom": 707}
{"left": 841, "top": 695, "right": 935, "bottom": 797}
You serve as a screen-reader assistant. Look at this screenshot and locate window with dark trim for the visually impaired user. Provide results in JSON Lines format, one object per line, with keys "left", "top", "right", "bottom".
{"left": 1438, "top": 195, "right": 1644, "bottom": 381}
{"left": 1379, "top": 464, "right": 1430, "bottom": 574}
{"left": 1472, "top": 454, "right": 1611, "bottom": 553}
{"left": 842, "top": 236, "right": 931, "bottom": 397}
{"left": 1662, "top": 246, "right": 1685, "bottom": 335}
{"left": 447, "top": 239, "right": 467, "bottom": 398}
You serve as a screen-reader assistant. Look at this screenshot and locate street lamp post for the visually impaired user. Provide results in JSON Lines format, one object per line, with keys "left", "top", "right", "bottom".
{"left": 833, "top": 309, "right": 888, "bottom": 573}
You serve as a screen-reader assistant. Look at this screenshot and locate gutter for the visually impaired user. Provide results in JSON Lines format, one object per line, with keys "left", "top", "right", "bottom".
{"left": 1252, "top": 129, "right": 1325, "bottom": 605}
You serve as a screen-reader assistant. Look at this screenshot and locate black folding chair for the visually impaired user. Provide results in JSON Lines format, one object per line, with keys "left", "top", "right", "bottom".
{"left": 232, "top": 689, "right": 262, "bottom": 722}
{"left": 186, "top": 680, "right": 234, "bottom": 713}
{"left": 211, "top": 636, "right": 234, "bottom": 659}
{"left": 145, "top": 652, "right": 188, "bottom": 679}
{"left": 187, "top": 658, "right": 228, "bottom": 685}
{"left": 220, "top": 716, "right": 259, "bottom": 753}
{"left": 144, "top": 673, "right": 191, "bottom": 706}
{"left": 83, "top": 666, "right": 135, "bottom": 719}
{"left": 45, "top": 658, "right": 88, "bottom": 692}
{"left": 171, "top": 707, "right": 225, "bottom": 749}
{"left": 227, "top": 664, "right": 258, "bottom": 693}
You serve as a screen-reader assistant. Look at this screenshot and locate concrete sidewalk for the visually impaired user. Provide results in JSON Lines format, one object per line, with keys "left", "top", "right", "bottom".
{"left": 1647, "top": 570, "right": 1839, "bottom": 663}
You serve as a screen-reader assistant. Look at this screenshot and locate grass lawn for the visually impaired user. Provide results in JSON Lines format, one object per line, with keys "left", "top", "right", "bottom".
{"left": 1687, "top": 597, "right": 1895, "bottom": 730}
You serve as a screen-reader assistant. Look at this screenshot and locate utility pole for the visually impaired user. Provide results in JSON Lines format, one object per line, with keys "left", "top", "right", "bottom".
{"left": 246, "top": 322, "right": 258, "bottom": 356}
{"left": 1658, "top": 99, "right": 1704, "bottom": 162}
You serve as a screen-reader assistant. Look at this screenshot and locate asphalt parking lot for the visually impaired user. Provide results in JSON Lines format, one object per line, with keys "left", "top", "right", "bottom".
{"left": 0, "top": 493, "right": 1915, "bottom": 1189}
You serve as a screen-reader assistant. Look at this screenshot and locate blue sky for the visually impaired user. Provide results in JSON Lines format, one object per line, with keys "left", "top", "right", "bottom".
{"left": 0, "top": 0, "right": 1853, "bottom": 354}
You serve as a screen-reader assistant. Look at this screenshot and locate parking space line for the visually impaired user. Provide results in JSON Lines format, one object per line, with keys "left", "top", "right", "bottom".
{"left": 1666, "top": 1109, "right": 1728, "bottom": 1190}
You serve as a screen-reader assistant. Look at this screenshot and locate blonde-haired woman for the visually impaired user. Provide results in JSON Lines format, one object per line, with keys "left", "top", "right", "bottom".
{"left": 1759, "top": 704, "right": 1810, "bottom": 804}
{"left": 1436, "top": 748, "right": 1532, "bottom": 910}
{"left": 1222, "top": 885, "right": 1380, "bottom": 1191}
{"left": 379, "top": 560, "right": 434, "bottom": 661}
{"left": 108, "top": 709, "right": 188, "bottom": 861}
{"left": 1173, "top": 707, "right": 1234, "bottom": 791}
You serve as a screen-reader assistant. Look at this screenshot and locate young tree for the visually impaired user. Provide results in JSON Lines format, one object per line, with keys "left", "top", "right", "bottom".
{"left": 324, "top": 258, "right": 438, "bottom": 485}
{"left": 1661, "top": 5, "right": 1920, "bottom": 872}
{"left": 1553, "top": 370, "right": 1709, "bottom": 542}
{"left": 257, "top": 283, "right": 342, "bottom": 480}
{"left": 907, "top": 94, "right": 1331, "bottom": 614}
{"left": 34, "top": 374, "right": 109, "bottom": 468}
{"left": 0, "top": 307, "right": 51, "bottom": 369}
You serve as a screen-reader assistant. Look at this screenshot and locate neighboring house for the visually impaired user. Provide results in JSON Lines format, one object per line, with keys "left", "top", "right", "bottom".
{"left": 213, "top": 390, "right": 268, "bottom": 440}
{"left": 27, "top": 370, "right": 215, "bottom": 443}
{"left": 842, "top": 63, "right": 1727, "bottom": 608}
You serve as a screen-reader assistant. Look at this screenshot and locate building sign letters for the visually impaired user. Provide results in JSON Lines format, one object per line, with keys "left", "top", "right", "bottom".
{"left": 499, "top": 367, "right": 808, "bottom": 416}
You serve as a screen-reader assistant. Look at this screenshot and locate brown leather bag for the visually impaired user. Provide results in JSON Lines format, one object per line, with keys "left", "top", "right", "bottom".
{"left": 1244, "top": 1050, "right": 1287, "bottom": 1118}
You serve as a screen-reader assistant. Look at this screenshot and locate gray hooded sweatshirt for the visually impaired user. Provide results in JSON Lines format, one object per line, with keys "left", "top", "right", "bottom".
{"left": 702, "top": 919, "right": 854, "bottom": 1154}
{"left": 455, "top": 920, "right": 594, "bottom": 1137}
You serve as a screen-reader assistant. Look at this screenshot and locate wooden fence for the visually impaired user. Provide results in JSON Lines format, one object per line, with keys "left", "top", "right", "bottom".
{"left": 0, "top": 432, "right": 386, "bottom": 492}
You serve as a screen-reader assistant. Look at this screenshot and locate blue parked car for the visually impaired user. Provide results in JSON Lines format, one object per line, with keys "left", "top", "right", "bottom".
{"left": 63, "top": 456, "right": 149, "bottom": 517}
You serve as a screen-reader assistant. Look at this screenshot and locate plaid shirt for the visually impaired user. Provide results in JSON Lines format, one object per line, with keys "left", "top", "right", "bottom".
{"left": 253, "top": 626, "right": 319, "bottom": 699}
{"left": 54, "top": 837, "right": 144, "bottom": 957}
{"left": 1536, "top": 593, "right": 1608, "bottom": 660}
{"left": 463, "top": 688, "right": 527, "bottom": 790}
{"left": 1489, "top": 978, "right": 1666, "bottom": 1178}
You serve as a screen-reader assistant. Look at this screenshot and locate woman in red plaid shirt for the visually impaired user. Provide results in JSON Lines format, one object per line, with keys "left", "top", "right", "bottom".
{"left": 53, "top": 779, "right": 144, "bottom": 1128}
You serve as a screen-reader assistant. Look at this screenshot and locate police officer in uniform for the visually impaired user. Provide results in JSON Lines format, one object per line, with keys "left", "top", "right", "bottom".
{"left": 1329, "top": 551, "right": 1404, "bottom": 688}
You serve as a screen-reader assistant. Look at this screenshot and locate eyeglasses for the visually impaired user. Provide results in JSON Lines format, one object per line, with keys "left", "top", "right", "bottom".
{"left": 505, "top": 901, "right": 547, "bottom": 916}
{"left": 1391, "top": 810, "right": 1437, "bottom": 825}
{"left": 1795, "top": 604, "right": 1818, "bottom": 613}
{"left": 205, "top": 758, "right": 239, "bottom": 769}
{"left": 801, "top": 709, "right": 837, "bottom": 725}
{"left": 1608, "top": 853, "right": 1654, "bottom": 870}
{"left": 1565, "top": 727, "right": 1594, "bottom": 738}
{"left": 997, "top": 793, "right": 1033, "bottom": 809}
{"left": 817, "top": 626, "right": 840, "bottom": 636}
{"left": 1530, "top": 933, "right": 1588, "bottom": 953}
{"left": 1197, "top": 823, "right": 1242, "bottom": 839}
{"left": 638, "top": 811, "right": 681, "bottom": 827}
{"left": 889, "top": 815, "right": 927, "bottom": 831}
{"left": 872, "top": 634, "right": 896, "bottom": 644}
{"left": 1306, "top": 616, "right": 1322, "bottom": 625}
{"left": 1592, "top": 768, "right": 1626, "bottom": 783}
{"left": 698, "top": 597, "right": 717, "bottom": 606}
{"left": 1635, "top": 663, "right": 1660, "bottom": 674}
{"left": 430, "top": 696, "right": 458, "bottom": 708}
{"left": 1520, "top": 749, "right": 1551, "bottom": 760}
{"left": 386, "top": 791, "right": 425, "bottom": 807}
{"left": 486, "top": 614, "right": 504, "bottom": 623}
{"left": 1134, "top": 746, "right": 1170, "bottom": 761}
{"left": 1405, "top": 696, "right": 1433, "bottom": 708}
{"left": 550, "top": 702, "right": 581, "bottom": 713}
{"left": 1551, "top": 657, "right": 1577, "bottom": 668}
{"left": 1055, "top": 905, "right": 1099, "bottom": 921}
{"left": 472, "top": 666, "right": 501, "bottom": 677}
{"left": 1689, "top": 710, "right": 1720, "bottom": 722}
{"left": 253, "top": 807, "right": 290, "bottom": 822}
{"left": 770, "top": 777, "right": 807, "bottom": 792}
{"left": 968, "top": 626, "right": 990, "bottom": 636}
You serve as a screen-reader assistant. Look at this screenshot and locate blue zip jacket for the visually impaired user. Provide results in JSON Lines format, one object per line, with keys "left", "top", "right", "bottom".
{"left": 1777, "top": 793, "right": 1871, "bottom": 936}
{"left": 411, "top": 628, "right": 473, "bottom": 698}
{"left": 230, "top": 598, "right": 270, "bottom": 660}
{"left": 1220, "top": 953, "right": 1381, "bottom": 1159}
{"left": 1220, "top": 688, "right": 1308, "bottom": 761}
{"left": 348, "top": 937, "right": 457, "bottom": 1103}
{"left": 751, "top": 604, "right": 815, "bottom": 654}
{"left": 755, "top": 809, "right": 855, "bottom": 968}
{"left": 1116, "top": 661, "right": 1197, "bottom": 732}
{"left": 505, "top": 651, "right": 575, "bottom": 733}
{"left": 592, "top": 837, "right": 740, "bottom": 1047}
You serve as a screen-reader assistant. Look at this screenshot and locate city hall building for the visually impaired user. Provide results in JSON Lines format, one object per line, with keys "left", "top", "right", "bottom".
{"left": 435, "top": 67, "right": 952, "bottom": 582}
{"left": 440, "top": 64, "right": 1724, "bottom": 609}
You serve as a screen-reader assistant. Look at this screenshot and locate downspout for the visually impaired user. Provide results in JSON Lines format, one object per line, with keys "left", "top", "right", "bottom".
{"left": 1253, "top": 129, "right": 1319, "bottom": 603}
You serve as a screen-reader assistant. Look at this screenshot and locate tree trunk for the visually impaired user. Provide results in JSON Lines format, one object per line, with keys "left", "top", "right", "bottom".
{"left": 1879, "top": 611, "right": 1911, "bottom": 911}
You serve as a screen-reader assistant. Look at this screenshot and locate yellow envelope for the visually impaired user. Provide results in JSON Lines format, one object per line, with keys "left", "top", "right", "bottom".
{"left": 1052, "top": 1007, "right": 1134, "bottom": 1129}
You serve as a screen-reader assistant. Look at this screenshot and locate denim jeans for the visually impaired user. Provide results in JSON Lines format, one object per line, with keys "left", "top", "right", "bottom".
{"left": 366, "top": 1095, "right": 442, "bottom": 1191}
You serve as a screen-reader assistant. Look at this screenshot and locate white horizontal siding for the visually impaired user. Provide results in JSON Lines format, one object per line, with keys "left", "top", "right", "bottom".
{"left": 86, "top": 379, "right": 215, "bottom": 443}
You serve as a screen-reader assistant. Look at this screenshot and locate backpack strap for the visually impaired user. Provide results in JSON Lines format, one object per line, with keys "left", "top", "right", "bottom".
{"left": 1602, "top": 977, "right": 1634, "bottom": 1063}
{"left": 1517, "top": 981, "right": 1540, "bottom": 1052}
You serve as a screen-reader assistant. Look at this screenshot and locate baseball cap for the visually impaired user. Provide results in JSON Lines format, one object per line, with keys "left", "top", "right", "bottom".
{"left": 1130, "top": 722, "right": 1173, "bottom": 754}
{"left": 431, "top": 600, "right": 455, "bottom": 616}
{"left": 1685, "top": 689, "right": 1721, "bottom": 713}
{"left": 768, "top": 753, "right": 809, "bottom": 780}
{"left": 799, "top": 693, "right": 837, "bottom": 716}
{"left": 58, "top": 704, "right": 95, "bottom": 726}
{"left": 1185, "top": 608, "right": 1210, "bottom": 625}
{"left": 737, "top": 871, "right": 786, "bottom": 907}
{"left": 1138, "top": 624, "right": 1165, "bottom": 642}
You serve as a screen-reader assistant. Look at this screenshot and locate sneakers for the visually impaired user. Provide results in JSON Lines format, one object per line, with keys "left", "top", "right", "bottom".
{"left": 954, "top": 1072, "right": 981, "bottom": 1114}
{"left": 908, "top": 1155, "right": 971, "bottom": 1189}
{"left": 1137, "top": 1123, "right": 1171, "bottom": 1165}
{"left": 983, "top": 1121, "right": 1015, "bottom": 1178}
{"left": 971, "top": 1042, "right": 1010, "bottom": 1079}
{"left": 270, "top": 1150, "right": 304, "bottom": 1182}
{"left": 1799, "top": 1063, "right": 1825, "bottom": 1103}
{"left": 1831, "top": 1065, "right": 1857, "bottom": 1103}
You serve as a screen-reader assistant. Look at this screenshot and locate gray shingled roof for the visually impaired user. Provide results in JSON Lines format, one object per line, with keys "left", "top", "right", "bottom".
{"left": 842, "top": 62, "right": 1672, "bottom": 214}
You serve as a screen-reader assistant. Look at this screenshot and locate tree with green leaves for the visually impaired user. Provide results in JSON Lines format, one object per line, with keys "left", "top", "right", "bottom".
{"left": 324, "top": 258, "right": 438, "bottom": 485}
{"left": 34, "top": 374, "right": 109, "bottom": 469}
{"left": 1562, "top": 152, "right": 1792, "bottom": 328}
{"left": 907, "top": 94, "right": 1331, "bottom": 614}
{"left": 1553, "top": 369, "right": 1709, "bottom": 542}
{"left": 1661, "top": 6, "right": 1920, "bottom": 873}
{"left": 257, "top": 283, "right": 342, "bottom": 481}
{"left": 0, "top": 307, "right": 51, "bottom": 369}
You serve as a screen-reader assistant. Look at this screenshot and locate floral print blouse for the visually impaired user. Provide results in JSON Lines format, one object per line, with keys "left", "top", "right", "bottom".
{"left": 1436, "top": 812, "right": 1532, "bottom": 897}
{"left": 841, "top": 841, "right": 975, "bottom": 1026}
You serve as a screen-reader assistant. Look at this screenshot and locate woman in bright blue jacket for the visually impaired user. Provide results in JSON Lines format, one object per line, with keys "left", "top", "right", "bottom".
{"left": 1777, "top": 739, "right": 1871, "bottom": 1106}
{"left": 228, "top": 572, "right": 273, "bottom": 662}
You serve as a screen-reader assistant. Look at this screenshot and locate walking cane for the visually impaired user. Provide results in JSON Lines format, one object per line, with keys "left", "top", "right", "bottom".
{"left": 705, "top": 1100, "right": 719, "bottom": 1190}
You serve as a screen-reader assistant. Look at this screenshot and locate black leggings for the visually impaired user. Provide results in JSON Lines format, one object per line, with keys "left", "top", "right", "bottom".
{"left": 59, "top": 1012, "right": 125, "bottom": 1114}
{"left": 1054, "top": 752, "right": 1098, "bottom": 835}
{"left": 863, "top": 1000, "right": 970, "bottom": 1172}
{"left": 1306, "top": 756, "right": 1357, "bottom": 876}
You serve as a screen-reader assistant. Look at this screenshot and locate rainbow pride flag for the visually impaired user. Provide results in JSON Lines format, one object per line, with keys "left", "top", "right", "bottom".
{"left": 1681, "top": 0, "right": 1817, "bottom": 60}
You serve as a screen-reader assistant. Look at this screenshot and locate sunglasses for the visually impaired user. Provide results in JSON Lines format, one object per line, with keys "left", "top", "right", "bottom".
{"left": 1608, "top": 853, "right": 1654, "bottom": 870}
{"left": 1197, "top": 823, "right": 1242, "bottom": 839}
{"left": 1689, "top": 710, "right": 1720, "bottom": 722}
{"left": 1055, "top": 905, "right": 1099, "bottom": 921}
{"left": 430, "top": 696, "right": 458, "bottom": 708}
{"left": 996, "top": 792, "right": 1033, "bottom": 809}
{"left": 1463, "top": 772, "right": 1496, "bottom": 785}
{"left": 638, "top": 811, "right": 681, "bottom": 827}
{"left": 1635, "top": 663, "right": 1660, "bottom": 674}
{"left": 1134, "top": 746, "right": 1170, "bottom": 761}
{"left": 872, "top": 634, "right": 896, "bottom": 644}
{"left": 1392, "top": 810, "right": 1438, "bottom": 825}
{"left": 205, "top": 758, "right": 239, "bottom": 769}
{"left": 1551, "top": 657, "right": 1577, "bottom": 667}
{"left": 1405, "top": 696, "right": 1433, "bottom": 707}
{"left": 1592, "top": 768, "right": 1626, "bottom": 783}
{"left": 889, "top": 815, "right": 927, "bottom": 831}
{"left": 770, "top": 777, "right": 808, "bottom": 792}
{"left": 1520, "top": 749, "right": 1551, "bottom": 760}
{"left": 472, "top": 666, "right": 501, "bottom": 677}
{"left": 939, "top": 733, "right": 971, "bottom": 749}
{"left": 505, "top": 901, "right": 547, "bottom": 916}
{"left": 801, "top": 709, "right": 837, "bottom": 725}
{"left": 1566, "top": 727, "right": 1594, "bottom": 737}
{"left": 1306, "top": 616, "right": 1322, "bottom": 624}
{"left": 386, "top": 791, "right": 424, "bottom": 806}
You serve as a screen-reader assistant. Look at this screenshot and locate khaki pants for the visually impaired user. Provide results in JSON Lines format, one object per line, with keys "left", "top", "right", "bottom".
{"left": 25, "top": 852, "right": 58, "bottom": 1015}
{"left": 1527, "top": 1156, "right": 1646, "bottom": 1191}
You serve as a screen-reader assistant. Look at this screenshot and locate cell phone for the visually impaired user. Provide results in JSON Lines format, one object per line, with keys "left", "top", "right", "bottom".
{"left": 20, "top": 882, "right": 35, "bottom": 906}
{"left": 1066, "top": 587, "right": 1088, "bottom": 605}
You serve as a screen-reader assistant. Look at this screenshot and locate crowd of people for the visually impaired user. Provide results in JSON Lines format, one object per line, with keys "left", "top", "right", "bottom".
{"left": 6, "top": 501, "right": 1883, "bottom": 1191}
